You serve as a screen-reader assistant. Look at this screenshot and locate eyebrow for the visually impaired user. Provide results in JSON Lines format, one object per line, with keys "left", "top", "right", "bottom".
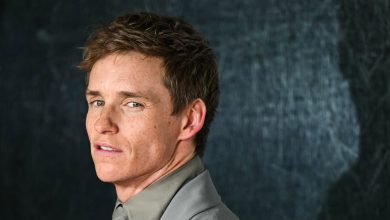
{"left": 85, "top": 89, "right": 101, "bottom": 96}
{"left": 85, "top": 89, "right": 150, "bottom": 100}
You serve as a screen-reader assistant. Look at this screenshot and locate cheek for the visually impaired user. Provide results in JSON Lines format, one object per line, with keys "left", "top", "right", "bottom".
{"left": 122, "top": 114, "right": 181, "bottom": 153}
{"left": 153, "top": 119, "right": 181, "bottom": 153}
{"left": 85, "top": 112, "right": 95, "bottom": 138}
{"left": 125, "top": 123, "right": 166, "bottom": 152}
{"left": 161, "top": 118, "right": 181, "bottom": 141}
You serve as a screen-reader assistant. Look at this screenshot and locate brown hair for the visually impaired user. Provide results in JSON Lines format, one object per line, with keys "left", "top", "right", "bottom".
{"left": 78, "top": 12, "right": 219, "bottom": 156}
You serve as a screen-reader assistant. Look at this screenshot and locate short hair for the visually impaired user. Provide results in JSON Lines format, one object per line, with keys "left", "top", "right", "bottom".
{"left": 78, "top": 12, "right": 219, "bottom": 157}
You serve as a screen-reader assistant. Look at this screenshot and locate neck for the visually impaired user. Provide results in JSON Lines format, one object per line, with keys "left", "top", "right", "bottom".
{"left": 114, "top": 147, "right": 196, "bottom": 202}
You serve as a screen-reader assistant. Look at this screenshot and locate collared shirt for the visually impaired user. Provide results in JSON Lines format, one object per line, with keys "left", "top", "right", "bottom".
{"left": 112, "top": 156, "right": 205, "bottom": 220}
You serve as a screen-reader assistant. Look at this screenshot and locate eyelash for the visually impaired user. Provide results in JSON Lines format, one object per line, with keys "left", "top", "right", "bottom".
{"left": 127, "top": 101, "right": 144, "bottom": 108}
{"left": 89, "top": 100, "right": 104, "bottom": 107}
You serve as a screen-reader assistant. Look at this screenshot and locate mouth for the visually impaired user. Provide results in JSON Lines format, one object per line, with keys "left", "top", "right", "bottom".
{"left": 99, "top": 145, "right": 117, "bottom": 151}
{"left": 94, "top": 142, "right": 122, "bottom": 153}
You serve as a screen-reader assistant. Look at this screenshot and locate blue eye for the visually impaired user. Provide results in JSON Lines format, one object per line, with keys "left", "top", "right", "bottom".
{"left": 90, "top": 100, "right": 104, "bottom": 107}
{"left": 127, "top": 102, "right": 143, "bottom": 108}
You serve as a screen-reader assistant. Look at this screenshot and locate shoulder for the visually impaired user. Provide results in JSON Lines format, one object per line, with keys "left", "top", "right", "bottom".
{"left": 161, "top": 170, "right": 239, "bottom": 220}
{"left": 190, "top": 203, "right": 239, "bottom": 220}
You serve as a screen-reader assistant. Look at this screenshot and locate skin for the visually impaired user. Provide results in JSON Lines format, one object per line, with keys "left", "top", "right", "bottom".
{"left": 85, "top": 52, "right": 206, "bottom": 202}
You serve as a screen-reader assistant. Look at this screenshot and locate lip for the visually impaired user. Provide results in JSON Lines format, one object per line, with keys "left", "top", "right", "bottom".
{"left": 93, "top": 141, "right": 123, "bottom": 156}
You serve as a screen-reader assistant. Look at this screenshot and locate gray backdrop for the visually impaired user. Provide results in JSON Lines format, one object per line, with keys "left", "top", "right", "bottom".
{"left": 1, "top": 0, "right": 389, "bottom": 219}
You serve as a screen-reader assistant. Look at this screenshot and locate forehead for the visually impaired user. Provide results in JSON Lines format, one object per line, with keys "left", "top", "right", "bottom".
{"left": 88, "top": 52, "right": 166, "bottom": 91}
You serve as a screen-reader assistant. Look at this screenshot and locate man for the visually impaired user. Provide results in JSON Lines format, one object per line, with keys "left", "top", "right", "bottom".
{"left": 78, "top": 12, "right": 238, "bottom": 220}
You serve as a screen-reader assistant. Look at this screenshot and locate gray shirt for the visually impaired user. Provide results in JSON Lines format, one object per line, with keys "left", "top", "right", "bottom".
{"left": 112, "top": 156, "right": 205, "bottom": 220}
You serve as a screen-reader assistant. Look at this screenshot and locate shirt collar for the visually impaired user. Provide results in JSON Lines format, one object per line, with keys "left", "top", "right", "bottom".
{"left": 113, "top": 156, "right": 204, "bottom": 220}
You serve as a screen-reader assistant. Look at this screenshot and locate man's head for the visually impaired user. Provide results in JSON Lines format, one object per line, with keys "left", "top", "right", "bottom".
{"left": 79, "top": 12, "right": 219, "bottom": 157}
{"left": 79, "top": 12, "right": 219, "bottom": 195}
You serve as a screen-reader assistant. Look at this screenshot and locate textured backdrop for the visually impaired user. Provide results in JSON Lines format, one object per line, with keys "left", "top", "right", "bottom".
{"left": 0, "top": 0, "right": 389, "bottom": 219}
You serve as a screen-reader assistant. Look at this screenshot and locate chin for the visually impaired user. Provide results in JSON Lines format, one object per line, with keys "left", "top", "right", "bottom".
{"left": 94, "top": 163, "right": 120, "bottom": 183}
{"left": 96, "top": 173, "right": 116, "bottom": 183}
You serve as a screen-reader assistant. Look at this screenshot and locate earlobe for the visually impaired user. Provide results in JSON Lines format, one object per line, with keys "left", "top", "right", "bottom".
{"left": 178, "top": 99, "right": 206, "bottom": 141}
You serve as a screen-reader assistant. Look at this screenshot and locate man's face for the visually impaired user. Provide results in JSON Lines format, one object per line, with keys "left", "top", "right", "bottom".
{"left": 85, "top": 52, "right": 183, "bottom": 185}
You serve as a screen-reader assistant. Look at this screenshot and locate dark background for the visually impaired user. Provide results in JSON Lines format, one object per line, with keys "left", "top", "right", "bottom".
{"left": 0, "top": 0, "right": 389, "bottom": 219}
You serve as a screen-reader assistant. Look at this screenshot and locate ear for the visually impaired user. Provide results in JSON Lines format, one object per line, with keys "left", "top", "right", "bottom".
{"left": 178, "top": 99, "right": 206, "bottom": 141}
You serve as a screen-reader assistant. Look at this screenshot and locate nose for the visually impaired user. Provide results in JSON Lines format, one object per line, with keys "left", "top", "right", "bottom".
{"left": 94, "top": 107, "right": 119, "bottom": 134}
